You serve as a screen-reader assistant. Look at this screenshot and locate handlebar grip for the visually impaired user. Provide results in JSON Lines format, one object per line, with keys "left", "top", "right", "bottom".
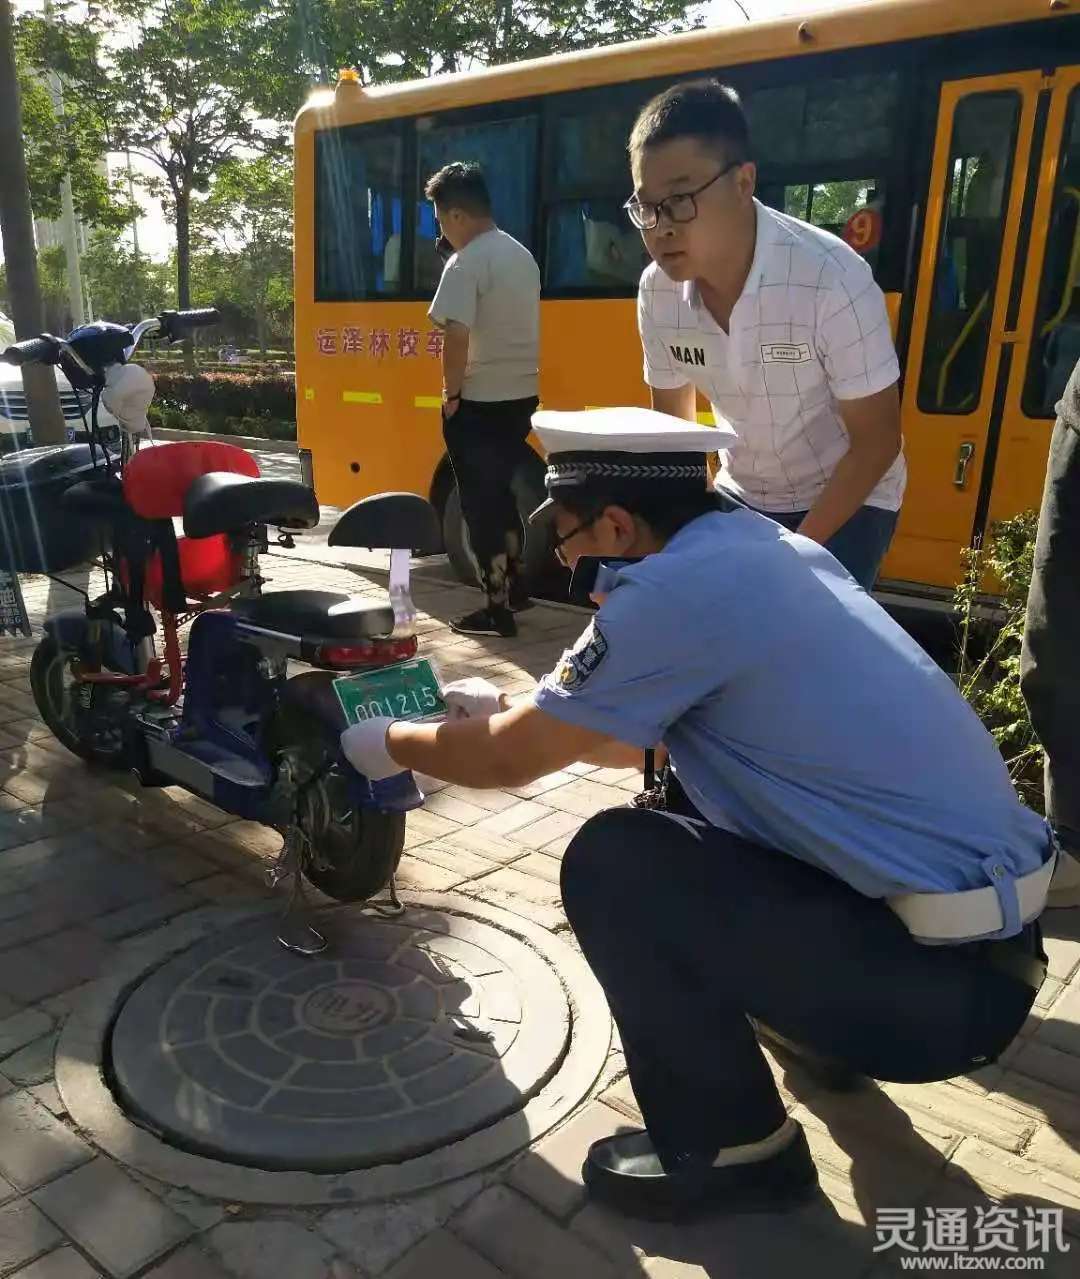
{"left": 157, "top": 309, "right": 221, "bottom": 341}
{"left": 0, "top": 335, "right": 61, "bottom": 366}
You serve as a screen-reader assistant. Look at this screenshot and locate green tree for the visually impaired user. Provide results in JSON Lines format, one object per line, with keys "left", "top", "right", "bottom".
{"left": 0, "top": 246, "right": 72, "bottom": 333}
{"left": 13, "top": 12, "right": 130, "bottom": 230}
{"left": 284, "top": 0, "right": 704, "bottom": 85}
{"left": 29, "top": 0, "right": 291, "bottom": 322}
{"left": 81, "top": 231, "right": 173, "bottom": 322}
{"left": 193, "top": 155, "right": 293, "bottom": 353}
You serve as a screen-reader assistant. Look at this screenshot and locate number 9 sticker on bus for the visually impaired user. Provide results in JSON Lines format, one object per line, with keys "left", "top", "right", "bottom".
{"left": 333, "top": 658, "right": 447, "bottom": 726}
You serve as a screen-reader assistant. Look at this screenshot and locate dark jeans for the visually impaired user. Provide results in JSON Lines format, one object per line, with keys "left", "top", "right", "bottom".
{"left": 1021, "top": 358, "right": 1080, "bottom": 855}
{"left": 443, "top": 397, "right": 538, "bottom": 609}
{"left": 561, "top": 805, "right": 1043, "bottom": 1168}
{"left": 761, "top": 504, "right": 898, "bottom": 591}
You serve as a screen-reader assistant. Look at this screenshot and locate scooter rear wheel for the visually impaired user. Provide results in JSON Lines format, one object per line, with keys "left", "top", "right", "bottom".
{"left": 303, "top": 800, "right": 405, "bottom": 903}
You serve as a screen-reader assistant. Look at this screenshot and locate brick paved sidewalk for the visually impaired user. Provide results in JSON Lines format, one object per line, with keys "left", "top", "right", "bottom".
{"left": 1, "top": 547, "right": 1079, "bottom": 1279}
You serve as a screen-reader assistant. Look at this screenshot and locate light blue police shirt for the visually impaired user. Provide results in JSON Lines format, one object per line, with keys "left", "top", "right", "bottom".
{"left": 533, "top": 509, "right": 1050, "bottom": 941}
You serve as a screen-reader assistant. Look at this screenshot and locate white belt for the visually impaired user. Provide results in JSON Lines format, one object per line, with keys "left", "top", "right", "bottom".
{"left": 887, "top": 848, "right": 1056, "bottom": 943}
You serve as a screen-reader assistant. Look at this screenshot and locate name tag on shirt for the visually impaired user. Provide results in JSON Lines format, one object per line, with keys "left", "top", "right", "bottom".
{"left": 761, "top": 343, "right": 813, "bottom": 364}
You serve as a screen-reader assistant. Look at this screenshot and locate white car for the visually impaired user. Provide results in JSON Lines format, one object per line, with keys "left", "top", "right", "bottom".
{"left": 0, "top": 311, "right": 117, "bottom": 448}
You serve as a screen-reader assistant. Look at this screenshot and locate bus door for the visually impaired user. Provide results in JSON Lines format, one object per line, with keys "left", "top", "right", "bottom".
{"left": 891, "top": 67, "right": 1080, "bottom": 590}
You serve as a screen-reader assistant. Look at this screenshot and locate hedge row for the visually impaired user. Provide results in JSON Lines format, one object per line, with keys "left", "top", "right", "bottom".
{"left": 153, "top": 371, "right": 296, "bottom": 422}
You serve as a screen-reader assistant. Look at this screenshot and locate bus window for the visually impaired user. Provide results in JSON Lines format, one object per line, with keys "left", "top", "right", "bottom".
{"left": 760, "top": 179, "right": 887, "bottom": 271}
{"left": 545, "top": 102, "right": 649, "bottom": 291}
{"left": 916, "top": 92, "right": 1021, "bottom": 415}
{"left": 746, "top": 71, "right": 900, "bottom": 167}
{"left": 1023, "top": 89, "right": 1080, "bottom": 418}
{"left": 315, "top": 127, "right": 403, "bottom": 302}
{"left": 414, "top": 115, "right": 539, "bottom": 294}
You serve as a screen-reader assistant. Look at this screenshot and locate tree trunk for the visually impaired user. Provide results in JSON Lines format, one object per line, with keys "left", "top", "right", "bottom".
{"left": 255, "top": 298, "right": 268, "bottom": 356}
{"left": 174, "top": 184, "right": 194, "bottom": 371}
{"left": 0, "top": 0, "right": 66, "bottom": 445}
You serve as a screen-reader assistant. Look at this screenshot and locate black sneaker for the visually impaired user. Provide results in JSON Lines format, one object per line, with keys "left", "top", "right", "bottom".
{"left": 449, "top": 606, "right": 517, "bottom": 638}
{"left": 583, "top": 1120, "right": 820, "bottom": 1221}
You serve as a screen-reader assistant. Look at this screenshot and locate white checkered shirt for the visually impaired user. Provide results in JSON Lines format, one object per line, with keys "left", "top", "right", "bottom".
{"left": 638, "top": 199, "right": 905, "bottom": 514}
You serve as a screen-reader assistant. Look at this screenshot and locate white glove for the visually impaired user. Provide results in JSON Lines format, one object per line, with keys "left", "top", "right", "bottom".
{"left": 443, "top": 677, "right": 505, "bottom": 722}
{"left": 340, "top": 717, "right": 403, "bottom": 781}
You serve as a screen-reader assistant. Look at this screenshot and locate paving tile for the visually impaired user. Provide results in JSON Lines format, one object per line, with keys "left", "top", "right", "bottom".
{"left": 541, "top": 779, "right": 630, "bottom": 820}
{"left": 879, "top": 1082, "right": 1036, "bottom": 1153}
{"left": 471, "top": 802, "right": 555, "bottom": 838}
{"left": 0, "top": 1014, "right": 53, "bottom": 1063}
{"left": 567, "top": 1203, "right": 649, "bottom": 1273}
{"left": 438, "top": 786, "right": 520, "bottom": 814}
{"left": 454, "top": 1185, "right": 619, "bottom": 1279}
{"left": 0, "top": 1177, "right": 15, "bottom": 1207}
{"left": 1005, "top": 1038, "right": 1080, "bottom": 1097}
{"left": 142, "top": 1243, "right": 232, "bottom": 1279}
{"left": 506, "top": 810, "right": 583, "bottom": 852}
{"left": 8, "top": 1246, "right": 102, "bottom": 1278}
{"left": 24, "top": 1087, "right": 62, "bottom": 1120}
{"left": 136, "top": 845, "right": 221, "bottom": 887}
{"left": 207, "top": 1221, "right": 336, "bottom": 1279}
{"left": 1031, "top": 979, "right": 1080, "bottom": 1056}
{"left": 401, "top": 810, "right": 460, "bottom": 846}
{"left": 87, "top": 891, "right": 200, "bottom": 943}
{"left": 443, "top": 828, "right": 526, "bottom": 866}
{"left": 599, "top": 1076, "right": 641, "bottom": 1124}
{"left": 400, "top": 840, "right": 499, "bottom": 881}
{"left": 509, "top": 1102, "right": 628, "bottom": 1220}
{"left": 31, "top": 1159, "right": 192, "bottom": 1279}
{"left": 470, "top": 867, "right": 562, "bottom": 910}
{"left": 510, "top": 853, "right": 562, "bottom": 886}
{"left": 394, "top": 858, "right": 460, "bottom": 894}
{"left": 384, "top": 1230, "right": 506, "bottom": 1279}
{"left": 319, "top": 1174, "right": 483, "bottom": 1275}
{"left": 0, "top": 1093, "right": 92, "bottom": 1193}
{"left": 990, "top": 1072, "right": 1080, "bottom": 1137}
{"left": 420, "top": 792, "right": 489, "bottom": 826}
{"left": 0, "top": 1199, "right": 61, "bottom": 1277}
{"left": 1043, "top": 912, "right": 1080, "bottom": 982}
{"left": 0, "top": 1034, "right": 58, "bottom": 1089}
{"left": 946, "top": 1138, "right": 1080, "bottom": 1237}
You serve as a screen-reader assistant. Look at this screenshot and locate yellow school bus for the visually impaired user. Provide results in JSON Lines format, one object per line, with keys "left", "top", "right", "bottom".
{"left": 293, "top": 0, "right": 1080, "bottom": 606}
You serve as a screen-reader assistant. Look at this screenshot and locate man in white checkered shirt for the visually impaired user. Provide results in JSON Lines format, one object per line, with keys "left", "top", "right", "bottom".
{"left": 629, "top": 81, "right": 905, "bottom": 589}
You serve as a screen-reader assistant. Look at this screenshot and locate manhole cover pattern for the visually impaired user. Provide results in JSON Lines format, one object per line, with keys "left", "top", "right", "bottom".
{"left": 110, "top": 908, "right": 570, "bottom": 1172}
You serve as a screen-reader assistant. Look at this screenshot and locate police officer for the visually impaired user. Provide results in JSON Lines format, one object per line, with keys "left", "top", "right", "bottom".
{"left": 341, "top": 407, "right": 1052, "bottom": 1220}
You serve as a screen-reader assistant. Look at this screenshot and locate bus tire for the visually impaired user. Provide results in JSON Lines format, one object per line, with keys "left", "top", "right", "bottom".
{"left": 442, "top": 447, "right": 567, "bottom": 595}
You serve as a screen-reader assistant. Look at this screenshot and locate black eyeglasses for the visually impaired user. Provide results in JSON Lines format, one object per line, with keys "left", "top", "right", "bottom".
{"left": 552, "top": 513, "right": 601, "bottom": 566}
{"left": 623, "top": 160, "right": 742, "bottom": 231}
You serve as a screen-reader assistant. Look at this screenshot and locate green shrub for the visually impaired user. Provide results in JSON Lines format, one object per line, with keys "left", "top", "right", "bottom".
{"left": 954, "top": 511, "right": 1044, "bottom": 811}
{"left": 153, "top": 371, "right": 295, "bottom": 424}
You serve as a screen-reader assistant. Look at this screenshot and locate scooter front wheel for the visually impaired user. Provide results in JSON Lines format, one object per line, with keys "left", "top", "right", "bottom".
{"left": 29, "top": 636, "right": 129, "bottom": 766}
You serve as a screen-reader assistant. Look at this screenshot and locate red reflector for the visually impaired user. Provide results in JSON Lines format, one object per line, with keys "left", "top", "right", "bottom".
{"left": 315, "top": 636, "right": 418, "bottom": 668}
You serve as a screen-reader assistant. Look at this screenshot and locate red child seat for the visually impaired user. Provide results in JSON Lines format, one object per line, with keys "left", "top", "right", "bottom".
{"left": 121, "top": 441, "right": 260, "bottom": 608}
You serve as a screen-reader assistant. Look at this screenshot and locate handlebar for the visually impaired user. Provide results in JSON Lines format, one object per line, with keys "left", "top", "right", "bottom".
{"left": 1, "top": 335, "right": 61, "bottom": 367}
{"left": 1, "top": 308, "right": 221, "bottom": 369}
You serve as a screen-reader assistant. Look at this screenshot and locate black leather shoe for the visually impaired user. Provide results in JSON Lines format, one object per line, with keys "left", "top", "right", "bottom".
{"left": 582, "top": 1120, "right": 819, "bottom": 1220}
{"left": 752, "top": 1021, "right": 870, "bottom": 1093}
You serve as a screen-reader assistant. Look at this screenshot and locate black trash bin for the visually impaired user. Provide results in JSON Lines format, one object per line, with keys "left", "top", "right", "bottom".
{"left": 0, "top": 445, "right": 115, "bottom": 574}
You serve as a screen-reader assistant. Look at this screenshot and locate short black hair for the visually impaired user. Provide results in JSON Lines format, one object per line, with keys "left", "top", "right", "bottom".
{"left": 629, "top": 80, "right": 750, "bottom": 165}
{"left": 424, "top": 162, "right": 492, "bottom": 216}
{"left": 554, "top": 487, "right": 729, "bottom": 541}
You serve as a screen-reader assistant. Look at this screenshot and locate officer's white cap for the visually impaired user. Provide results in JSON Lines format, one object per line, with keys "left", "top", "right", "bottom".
{"left": 529, "top": 407, "right": 735, "bottom": 523}
{"left": 532, "top": 406, "right": 734, "bottom": 456}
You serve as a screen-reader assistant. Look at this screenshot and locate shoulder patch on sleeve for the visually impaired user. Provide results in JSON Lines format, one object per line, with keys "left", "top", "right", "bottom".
{"left": 553, "top": 622, "right": 609, "bottom": 691}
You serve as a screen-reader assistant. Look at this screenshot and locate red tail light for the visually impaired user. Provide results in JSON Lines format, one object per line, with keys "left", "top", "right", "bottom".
{"left": 313, "top": 636, "right": 418, "bottom": 668}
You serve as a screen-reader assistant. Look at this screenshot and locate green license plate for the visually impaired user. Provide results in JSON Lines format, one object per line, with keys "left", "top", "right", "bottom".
{"left": 333, "top": 658, "right": 446, "bottom": 726}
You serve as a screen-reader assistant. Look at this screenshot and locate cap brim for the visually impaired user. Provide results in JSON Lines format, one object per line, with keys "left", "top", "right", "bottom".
{"left": 529, "top": 496, "right": 556, "bottom": 525}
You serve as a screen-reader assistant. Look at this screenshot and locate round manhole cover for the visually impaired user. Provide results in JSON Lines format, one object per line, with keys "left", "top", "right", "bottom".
{"left": 109, "top": 907, "right": 570, "bottom": 1172}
